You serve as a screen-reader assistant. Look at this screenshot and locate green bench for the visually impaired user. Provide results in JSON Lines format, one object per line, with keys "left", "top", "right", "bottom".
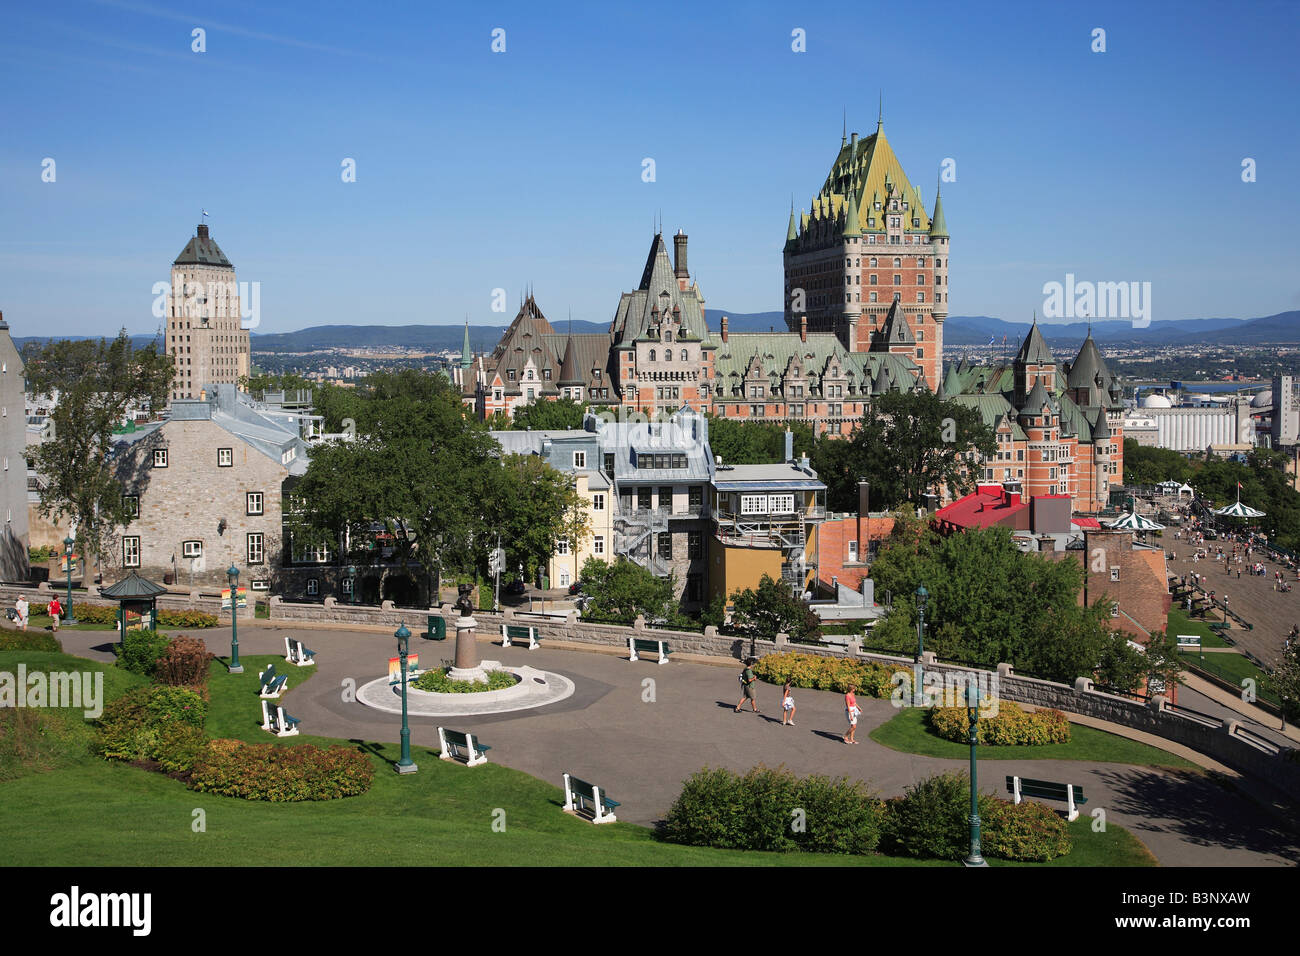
{"left": 562, "top": 773, "right": 620, "bottom": 824}
{"left": 260, "top": 699, "right": 301, "bottom": 738}
{"left": 437, "top": 727, "right": 491, "bottom": 767}
{"left": 1208, "top": 622, "right": 1230, "bottom": 633}
{"left": 258, "top": 663, "right": 287, "bottom": 699}
{"left": 628, "top": 636, "right": 672, "bottom": 665}
{"left": 501, "top": 623, "right": 540, "bottom": 650}
{"left": 1006, "top": 775, "right": 1086, "bottom": 821}
{"left": 284, "top": 637, "right": 316, "bottom": 667}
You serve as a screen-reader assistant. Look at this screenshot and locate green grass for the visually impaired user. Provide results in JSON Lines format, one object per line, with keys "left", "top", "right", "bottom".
{"left": 0, "top": 649, "right": 1157, "bottom": 867}
{"left": 1166, "top": 608, "right": 1230, "bottom": 648}
{"left": 1178, "top": 651, "right": 1278, "bottom": 707}
{"left": 870, "top": 707, "right": 1199, "bottom": 770}
{"left": 26, "top": 616, "right": 119, "bottom": 632}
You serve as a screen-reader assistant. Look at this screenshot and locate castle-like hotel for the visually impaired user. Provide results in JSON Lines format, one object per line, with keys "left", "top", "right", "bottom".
{"left": 459, "top": 121, "right": 1123, "bottom": 514}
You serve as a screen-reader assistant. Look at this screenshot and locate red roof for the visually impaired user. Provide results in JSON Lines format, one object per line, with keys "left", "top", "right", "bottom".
{"left": 1073, "top": 517, "right": 1102, "bottom": 529}
{"left": 934, "top": 486, "right": 1027, "bottom": 530}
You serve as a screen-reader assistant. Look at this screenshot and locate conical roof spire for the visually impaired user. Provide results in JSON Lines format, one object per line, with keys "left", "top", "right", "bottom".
{"left": 785, "top": 199, "right": 798, "bottom": 248}
{"left": 841, "top": 183, "right": 862, "bottom": 238}
{"left": 1016, "top": 312, "right": 1054, "bottom": 365}
{"left": 557, "top": 332, "right": 582, "bottom": 386}
{"left": 460, "top": 319, "right": 472, "bottom": 370}
{"left": 929, "top": 178, "right": 949, "bottom": 238}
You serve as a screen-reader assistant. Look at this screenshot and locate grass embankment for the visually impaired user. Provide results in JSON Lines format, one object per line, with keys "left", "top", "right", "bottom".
{"left": 870, "top": 707, "right": 1198, "bottom": 771}
{"left": 0, "top": 650, "right": 1153, "bottom": 866}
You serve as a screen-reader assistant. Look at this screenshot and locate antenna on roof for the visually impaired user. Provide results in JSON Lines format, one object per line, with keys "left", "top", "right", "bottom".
{"left": 842, "top": 109, "right": 847, "bottom": 146}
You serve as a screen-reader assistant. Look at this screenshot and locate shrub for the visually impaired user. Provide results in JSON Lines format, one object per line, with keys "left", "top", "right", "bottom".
{"left": 116, "top": 630, "right": 172, "bottom": 676}
{"left": 982, "top": 799, "right": 1072, "bottom": 861}
{"left": 880, "top": 770, "right": 1072, "bottom": 861}
{"left": 662, "top": 765, "right": 883, "bottom": 855}
{"left": 153, "top": 636, "right": 214, "bottom": 687}
{"left": 153, "top": 723, "right": 210, "bottom": 773}
{"left": 881, "top": 770, "right": 995, "bottom": 860}
{"left": 412, "top": 668, "right": 517, "bottom": 693}
{"left": 156, "top": 610, "right": 220, "bottom": 629}
{"left": 927, "top": 700, "right": 1071, "bottom": 746}
{"left": 189, "top": 739, "right": 375, "bottom": 801}
{"left": 0, "top": 707, "right": 91, "bottom": 782}
{"left": 0, "top": 631, "right": 62, "bottom": 652}
{"left": 95, "top": 685, "right": 207, "bottom": 764}
{"left": 752, "top": 652, "right": 899, "bottom": 699}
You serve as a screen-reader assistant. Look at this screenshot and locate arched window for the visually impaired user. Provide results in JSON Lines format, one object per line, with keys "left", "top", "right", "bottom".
{"left": 649, "top": 349, "right": 656, "bottom": 361}
{"left": 665, "top": 350, "right": 673, "bottom": 362}
{"left": 680, "top": 350, "right": 687, "bottom": 361}
{"left": 664, "top": 330, "right": 672, "bottom": 342}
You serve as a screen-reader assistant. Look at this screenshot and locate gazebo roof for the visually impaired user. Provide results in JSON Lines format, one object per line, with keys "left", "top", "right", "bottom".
{"left": 100, "top": 571, "right": 169, "bottom": 600}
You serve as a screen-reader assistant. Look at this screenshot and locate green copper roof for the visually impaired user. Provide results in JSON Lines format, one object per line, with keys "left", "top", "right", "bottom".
{"left": 1015, "top": 317, "right": 1055, "bottom": 366}
{"left": 929, "top": 185, "right": 949, "bottom": 238}
{"left": 173, "top": 224, "right": 232, "bottom": 269}
{"left": 785, "top": 204, "right": 798, "bottom": 249}
{"left": 841, "top": 184, "right": 862, "bottom": 238}
{"left": 460, "top": 321, "right": 472, "bottom": 370}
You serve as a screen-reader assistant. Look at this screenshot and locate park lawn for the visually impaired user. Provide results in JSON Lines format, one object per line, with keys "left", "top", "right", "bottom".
{"left": 26, "top": 616, "right": 119, "bottom": 632}
{"left": 1166, "top": 608, "right": 1231, "bottom": 648}
{"left": 870, "top": 707, "right": 1198, "bottom": 770}
{"left": 0, "top": 649, "right": 1151, "bottom": 867}
{"left": 1179, "top": 651, "right": 1278, "bottom": 707}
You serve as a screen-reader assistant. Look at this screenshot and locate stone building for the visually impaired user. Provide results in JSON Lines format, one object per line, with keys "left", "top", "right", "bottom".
{"left": 782, "top": 120, "right": 949, "bottom": 387}
{"left": 109, "top": 384, "right": 308, "bottom": 589}
{"left": 165, "top": 224, "right": 251, "bottom": 401}
{"left": 0, "top": 314, "right": 30, "bottom": 582}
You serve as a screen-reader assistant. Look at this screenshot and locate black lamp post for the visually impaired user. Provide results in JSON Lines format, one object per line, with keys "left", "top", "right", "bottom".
{"left": 914, "top": 584, "right": 928, "bottom": 707}
{"left": 395, "top": 621, "right": 417, "bottom": 774}
{"left": 964, "top": 681, "right": 987, "bottom": 867}
{"left": 347, "top": 564, "right": 357, "bottom": 605}
{"left": 227, "top": 563, "right": 243, "bottom": 674}
{"left": 63, "top": 534, "right": 78, "bottom": 626}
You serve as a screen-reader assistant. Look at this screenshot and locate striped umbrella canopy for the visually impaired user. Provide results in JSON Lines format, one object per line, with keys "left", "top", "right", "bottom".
{"left": 1106, "top": 510, "right": 1165, "bottom": 531}
{"left": 1212, "top": 499, "right": 1265, "bottom": 519}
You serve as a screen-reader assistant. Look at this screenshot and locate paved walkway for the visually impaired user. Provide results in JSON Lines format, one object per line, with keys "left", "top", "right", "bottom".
{"left": 55, "top": 623, "right": 1300, "bottom": 867}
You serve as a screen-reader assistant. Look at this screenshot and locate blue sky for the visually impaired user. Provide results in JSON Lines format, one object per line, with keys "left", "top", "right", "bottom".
{"left": 2, "top": 0, "right": 1298, "bottom": 338}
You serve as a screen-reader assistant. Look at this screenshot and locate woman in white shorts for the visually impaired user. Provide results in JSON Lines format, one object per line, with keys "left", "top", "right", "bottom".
{"left": 781, "top": 679, "right": 796, "bottom": 726}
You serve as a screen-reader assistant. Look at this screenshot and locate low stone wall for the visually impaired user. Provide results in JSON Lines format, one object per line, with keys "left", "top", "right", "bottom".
{"left": 0, "top": 582, "right": 253, "bottom": 620}
{"left": 265, "top": 596, "right": 1300, "bottom": 799}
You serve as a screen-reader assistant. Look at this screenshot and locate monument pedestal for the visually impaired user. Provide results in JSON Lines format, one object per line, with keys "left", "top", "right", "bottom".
{"left": 448, "top": 614, "right": 488, "bottom": 683}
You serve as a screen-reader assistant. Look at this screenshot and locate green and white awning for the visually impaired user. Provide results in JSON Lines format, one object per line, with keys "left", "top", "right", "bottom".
{"left": 1106, "top": 510, "right": 1165, "bottom": 531}
{"left": 1213, "top": 499, "right": 1265, "bottom": 519}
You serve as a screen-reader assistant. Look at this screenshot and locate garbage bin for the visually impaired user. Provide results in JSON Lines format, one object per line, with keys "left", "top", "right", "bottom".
{"left": 539, "top": 574, "right": 549, "bottom": 591}
{"left": 424, "top": 615, "right": 446, "bottom": 641}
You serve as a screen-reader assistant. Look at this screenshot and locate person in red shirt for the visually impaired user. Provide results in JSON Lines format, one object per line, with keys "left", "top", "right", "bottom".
{"left": 842, "top": 684, "right": 860, "bottom": 744}
{"left": 47, "top": 597, "right": 62, "bottom": 632}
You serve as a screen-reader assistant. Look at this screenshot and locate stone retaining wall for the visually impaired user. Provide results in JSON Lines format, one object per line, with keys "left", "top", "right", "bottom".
{"left": 265, "top": 597, "right": 1300, "bottom": 798}
{"left": 0, "top": 582, "right": 253, "bottom": 620}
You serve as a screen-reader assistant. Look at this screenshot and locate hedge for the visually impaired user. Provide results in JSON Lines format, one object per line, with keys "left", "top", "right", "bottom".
{"left": 95, "top": 685, "right": 207, "bottom": 765}
{"left": 189, "top": 739, "right": 375, "bottom": 801}
{"left": 753, "top": 652, "right": 899, "bottom": 699}
{"left": 927, "top": 700, "right": 1071, "bottom": 746}
{"left": 881, "top": 770, "right": 1071, "bottom": 861}
{"left": 412, "top": 668, "right": 516, "bottom": 693}
{"left": 0, "top": 631, "right": 62, "bottom": 652}
{"left": 28, "top": 602, "right": 220, "bottom": 629}
{"left": 662, "top": 765, "right": 884, "bottom": 855}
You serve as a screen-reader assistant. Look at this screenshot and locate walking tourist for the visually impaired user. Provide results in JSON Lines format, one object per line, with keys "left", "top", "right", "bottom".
{"left": 14, "top": 596, "right": 28, "bottom": 632}
{"left": 47, "top": 596, "right": 62, "bottom": 632}
{"left": 842, "top": 684, "right": 860, "bottom": 744}
{"left": 781, "top": 679, "right": 796, "bottom": 726}
{"left": 734, "top": 659, "right": 759, "bottom": 714}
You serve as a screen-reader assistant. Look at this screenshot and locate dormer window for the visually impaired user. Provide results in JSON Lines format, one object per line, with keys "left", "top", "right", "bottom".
{"left": 664, "top": 330, "right": 672, "bottom": 342}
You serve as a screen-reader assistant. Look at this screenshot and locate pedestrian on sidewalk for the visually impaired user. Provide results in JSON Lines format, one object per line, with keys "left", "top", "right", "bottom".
{"left": 842, "top": 684, "right": 860, "bottom": 744}
{"left": 47, "top": 596, "right": 62, "bottom": 632}
{"left": 734, "top": 658, "right": 759, "bottom": 714}
{"left": 14, "top": 596, "right": 28, "bottom": 632}
{"left": 781, "top": 679, "right": 796, "bottom": 726}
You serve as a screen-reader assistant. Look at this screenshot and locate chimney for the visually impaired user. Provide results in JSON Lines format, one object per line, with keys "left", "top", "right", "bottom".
{"left": 850, "top": 132, "right": 858, "bottom": 148}
{"left": 784, "top": 430, "right": 794, "bottom": 462}
{"left": 857, "top": 478, "right": 869, "bottom": 548}
{"left": 800, "top": 315, "right": 807, "bottom": 342}
{"left": 674, "top": 230, "right": 689, "bottom": 279}
{"left": 720, "top": 315, "right": 728, "bottom": 343}
{"left": 197, "top": 224, "right": 210, "bottom": 239}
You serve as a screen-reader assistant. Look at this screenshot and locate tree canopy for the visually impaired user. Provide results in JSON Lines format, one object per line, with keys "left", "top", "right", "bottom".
{"left": 705, "top": 416, "right": 814, "bottom": 465}
{"left": 23, "top": 331, "right": 173, "bottom": 564}
{"left": 728, "top": 574, "right": 822, "bottom": 642}
{"left": 578, "top": 556, "right": 682, "bottom": 626}
{"left": 483, "top": 454, "right": 589, "bottom": 580}
{"left": 813, "top": 390, "right": 996, "bottom": 512}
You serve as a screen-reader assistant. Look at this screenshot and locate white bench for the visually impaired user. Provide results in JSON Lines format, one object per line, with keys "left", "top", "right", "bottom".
{"left": 437, "top": 727, "right": 491, "bottom": 767}
{"left": 260, "top": 699, "right": 301, "bottom": 737}
{"left": 258, "top": 664, "right": 287, "bottom": 699}
{"left": 284, "top": 637, "right": 316, "bottom": 666}
{"left": 562, "top": 772, "right": 619, "bottom": 824}
{"left": 500, "top": 623, "right": 540, "bottom": 650}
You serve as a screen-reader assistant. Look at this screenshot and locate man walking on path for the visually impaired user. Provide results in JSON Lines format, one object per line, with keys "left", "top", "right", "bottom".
{"left": 47, "top": 596, "right": 62, "bottom": 633}
{"left": 13, "top": 596, "right": 28, "bottom": 632}
{"left": 734, "top": 659, "right": 759, "bottom": 714}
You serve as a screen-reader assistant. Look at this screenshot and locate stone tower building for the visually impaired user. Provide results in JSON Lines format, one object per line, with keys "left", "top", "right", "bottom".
{"left": 783, "top": 119, "right": 949, "bottom": 388}
{"left": 0, "top": 312, "right": 30, "bottom": 582}
{"left": 165, "top": 224, "right": 251, "bottom": 401}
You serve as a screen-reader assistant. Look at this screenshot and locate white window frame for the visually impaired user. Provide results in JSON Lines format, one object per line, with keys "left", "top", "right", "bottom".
{"left": 573, "top": 451, "right": 587, "bottom": 469}
{"left": 306, "top": 578, "right": 319, "bottom": 596}
{"left": 123, "top": 536, "right": 140, "bottom": 568}
{"left": 217, "top": 447, "right": 233, "bottom": 467}
{"left": 740, "top": 494, "right": 768, "bottom": 515}
{"left": 247, "top": 532, "right": 265, "bottom": 565}
{"left": 556, "top": 539, "right": 570, "bottom": 556}
{"left": 768, "top": 493, "right": 796, "bottom": 515}
{"left": 246, "top": 491, "right": 264, "bottom": 516}
{"left": 182, "top": 540, "right": 203, "bottom": 558}
{"left": 153, "top": 448, "right": 168, "bottom": 468}
{"left": 593, "top": 493, "right": 605, "bottom": 511}
{"left": 593, "top": 535, "right": 605, "bottom": 556}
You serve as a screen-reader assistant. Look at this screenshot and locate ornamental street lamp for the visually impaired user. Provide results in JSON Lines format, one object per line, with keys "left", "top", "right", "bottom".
{"left": 395, "top": 621, "right": 417, "bottom": 774}
{"left": 63, "top": 534, "right": 78, "bottom": 626}
{"left": 227, "top": 564, "right": 243, "bottom": 674}
{"left": 914, "top": 584, "right": 928, "bottom": 707}
{"left": 964, "top": 681, "right": 987, "bottom": 867}
{"left": 347, "top": 564, "right": 357, "bottom": 605}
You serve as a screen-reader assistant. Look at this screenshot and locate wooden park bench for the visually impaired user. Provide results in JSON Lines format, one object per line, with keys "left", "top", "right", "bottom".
{"left": 562, "top": 773, "right": 619, "bottom": 824}
{"left": 1006, "top": 775, "right": 1086, "bottom": 822}
{"left": 284, "top": 637, "right": 317, "bottom": 667}
{"left": 260, "top": 699, "right": 301, "bottom": 738}
{"left": 628, "top": 636, "right": 672, "bottom": 665}
{"left": 1208, "top": 621, "right": 1231, "bottom": 634}
{"left": 437, "top": 727, "right": 491, "bottom": 767}
{"left": 258, "top": 663, "right": 288, "bottom": 699}
{"left": 500, "top": 623, "right": 540, "bottom": 650}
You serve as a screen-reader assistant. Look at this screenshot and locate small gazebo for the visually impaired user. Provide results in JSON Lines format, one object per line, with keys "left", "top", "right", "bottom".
{"left": 100, "top": 571, "right": 169, "bottom": 634}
